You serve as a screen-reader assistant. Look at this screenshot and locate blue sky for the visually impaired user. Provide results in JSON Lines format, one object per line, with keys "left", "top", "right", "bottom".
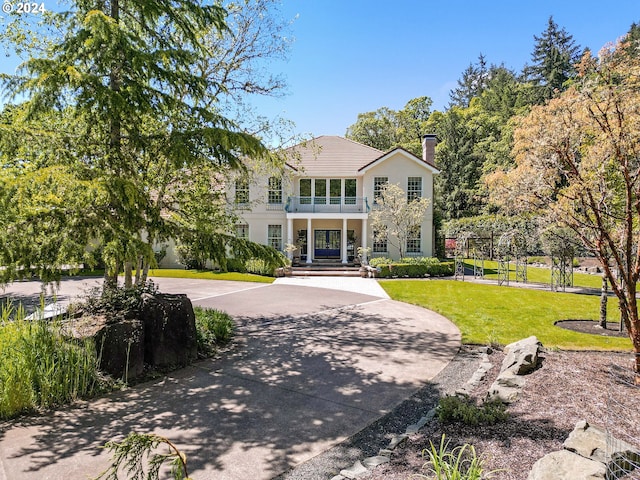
{"left": 1, "top": 1, "right": 638, "bottom": 140}
{"left": 250, "top": 0, "right": 640, "bottom": 138}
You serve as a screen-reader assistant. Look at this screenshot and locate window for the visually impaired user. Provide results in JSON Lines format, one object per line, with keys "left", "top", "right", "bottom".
{"left": 374, "top": 177, "right": 388, "bottom": 203}
{"left": 268, "top": 177, "right": 282, "bottom": 204}
{"left": 236, "top": 224, "right": 249, "bottom": 239}
{"left": 314, "top": 179, "right": 326, "bottom": 204}
{"left": 373, "top": 228, "right": 388, "bottom": 254}
{"left": 407, "top": 177, "right": 422, "bottom": 201}
{"left": 268, "top": 225, "right": 282, "bottom": 251}
{"left": 407, "top": 226, "right": 421, "bottom": 254}
{"left": 330, "top": 179, "right": 341, "bottom": 205}
{"left": 345, "top": 178, "right": 356, "bottom": 205}
{"left": 299, "top": 178, "right": 311, "bottom": 204}
{"left": 235, "top": 178, "right": 249, "bottom": 205}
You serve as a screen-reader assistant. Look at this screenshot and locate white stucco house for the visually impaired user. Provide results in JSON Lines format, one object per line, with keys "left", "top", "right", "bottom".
{"left": 228, "top": 134, "right": 439, "bottom": 264}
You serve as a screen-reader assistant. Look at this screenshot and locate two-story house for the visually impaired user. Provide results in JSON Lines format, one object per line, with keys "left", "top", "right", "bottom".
{"left": 230, "top": 134, "right": 439, "bottom": 264}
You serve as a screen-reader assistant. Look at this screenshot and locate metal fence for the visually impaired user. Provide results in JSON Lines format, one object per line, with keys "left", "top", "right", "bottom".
{"left": 606, "top": 362, "right": 640, "bottom": 479}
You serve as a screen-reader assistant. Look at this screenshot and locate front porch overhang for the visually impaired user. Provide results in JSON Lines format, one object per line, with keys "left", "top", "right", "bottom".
{"left": 286, "top": 212, "right": 368, "bottom": 220}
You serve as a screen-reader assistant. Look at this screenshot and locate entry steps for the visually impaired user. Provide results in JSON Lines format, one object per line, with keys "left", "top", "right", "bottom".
{"left": 290, "top": 263, "right": 361, "bottom": 277}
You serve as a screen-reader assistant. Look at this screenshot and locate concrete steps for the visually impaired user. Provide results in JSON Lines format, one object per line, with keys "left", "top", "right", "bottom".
{"left": 290, "top": 264, "right": 361, "bottom": 277}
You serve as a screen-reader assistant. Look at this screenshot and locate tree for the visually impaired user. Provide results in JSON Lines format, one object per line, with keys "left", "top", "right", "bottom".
{"left": 523, "top": 16, "right": 583, "bottom": 102}
{"left": 345, "top": 97, "right": 433, "bottom": 156}
{"left": 486, "top": 39, "right": 640, "bottom": 382}
{"left": 370, "top": 183, "right": 430, "bottom": 259}
{"left": 0, "top": 1, "right": 292, "bottom": 289}
{"left": 449, "top": 54, "right": 489, "bottom": 108}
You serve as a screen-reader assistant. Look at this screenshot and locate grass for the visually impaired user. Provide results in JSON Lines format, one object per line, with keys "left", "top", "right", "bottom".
{"left": 380, "top": 279, "right": 632, "bottom": 350}
{"left": 147, "top": 268, "right": 274, "bottom": 283}
{"left": 0, "top": 304, "right": 102, "bottom": 419}
{"left": 462, "top": 260, "right": 603, "bottom": 289}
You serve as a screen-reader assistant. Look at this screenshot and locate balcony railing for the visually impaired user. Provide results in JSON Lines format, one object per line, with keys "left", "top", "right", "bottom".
{"left": 285, "top": 196, "right": 369, "bottom": 214}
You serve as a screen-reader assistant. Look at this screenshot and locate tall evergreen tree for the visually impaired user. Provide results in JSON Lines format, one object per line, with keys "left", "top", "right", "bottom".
{"left": 524, "top": 16, "right": 582, "bottom": 102}
{"left": 0, "top": 1, "right": 286, "bottom": 289}
{"left": 449, "top": 54, "right": 489, "bottom": 108}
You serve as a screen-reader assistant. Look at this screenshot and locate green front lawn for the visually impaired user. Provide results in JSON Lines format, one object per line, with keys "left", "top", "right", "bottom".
{"left": 147, "top": 269, "right": 274, "bottom": 283}
{"left": 381, "top": 279, "right": 631, "bottom": 351}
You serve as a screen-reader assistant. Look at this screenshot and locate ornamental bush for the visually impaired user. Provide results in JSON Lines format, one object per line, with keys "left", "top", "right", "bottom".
{"left": 376, "top": 258, "right": 454, "bottom": 278}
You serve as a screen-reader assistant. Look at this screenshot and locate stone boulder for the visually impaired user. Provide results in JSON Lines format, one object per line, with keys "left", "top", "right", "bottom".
{"left": 501, "top": 335, "right": 541, "bottom": 375}
{"left": 64, "top": 314, "right": 145, "bottom": 381}
{"left": 488, "top": 336, "right": 541, "bottom": 403}
{"left": 528, "top": 450, "right": 606, "bottom": 480}
{"left": 528, "top": 420, "right": 640, "bottom": 479}
{"left": 140, "top": 293, "right": 197, "bottom": 370}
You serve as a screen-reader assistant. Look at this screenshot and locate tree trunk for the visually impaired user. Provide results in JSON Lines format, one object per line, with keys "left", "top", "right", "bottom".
{"left": 124, "top": 261, "right": 133, "bottom": 288}
{"left": 134, "top": 255, "right": 143, "bottom": 286}
{"left": 598, "top": 275, "right": 607, "bottom": 329}
{"left": 103, "top": 260, "right": 120, "bottom": 293}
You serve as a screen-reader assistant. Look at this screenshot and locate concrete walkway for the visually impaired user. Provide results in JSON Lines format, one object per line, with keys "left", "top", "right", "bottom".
{"left": 0, "top": 277, "right": 460, "bottom": 480}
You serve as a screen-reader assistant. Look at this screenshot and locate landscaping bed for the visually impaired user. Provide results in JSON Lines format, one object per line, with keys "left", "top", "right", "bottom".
{"left": 361, "top": 349, "right": 639, "bottom": 480}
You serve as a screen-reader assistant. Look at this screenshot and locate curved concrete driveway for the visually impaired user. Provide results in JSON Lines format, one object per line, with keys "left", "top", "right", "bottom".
{"left": 0, "top": 277, "right": 460, "bottom": 480}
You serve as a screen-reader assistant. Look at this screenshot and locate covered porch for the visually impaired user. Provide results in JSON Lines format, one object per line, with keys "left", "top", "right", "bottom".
{"left": 286, "top": 214, "right": 369, "bottom": 265}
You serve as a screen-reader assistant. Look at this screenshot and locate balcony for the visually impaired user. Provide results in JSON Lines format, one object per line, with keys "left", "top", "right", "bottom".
{"left": 285, "top": 196, "right": 369, "bottom": 214}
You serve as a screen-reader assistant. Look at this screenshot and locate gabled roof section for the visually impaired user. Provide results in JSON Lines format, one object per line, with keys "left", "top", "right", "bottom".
{"left": 285, "top": 135, "right": 384, "bottom": 177}
{"left": 358, "top": 147, "right": 440, "bottom": 174}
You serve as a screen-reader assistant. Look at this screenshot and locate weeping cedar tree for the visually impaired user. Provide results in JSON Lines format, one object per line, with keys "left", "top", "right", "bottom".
{"left": 486, "top": 36, "right": 640, "bottom": 383}
{"left": 0, "top": 1, "right": 287, "bottom": 289}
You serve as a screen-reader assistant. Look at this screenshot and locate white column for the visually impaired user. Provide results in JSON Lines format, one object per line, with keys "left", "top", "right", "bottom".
{"left": 287, "top": 218, "right": 293, "bottom": 261}
{"left": 361, "top": 218, "right": 368, "bottom": 264}
{"left": 306, "top": 217, "right": 313, "bottom": 263}
{"left": 341, "top": 218, "right": 348, "bottom": 264}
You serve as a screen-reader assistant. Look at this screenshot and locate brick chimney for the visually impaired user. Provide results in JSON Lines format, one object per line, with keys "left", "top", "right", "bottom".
{"left": 422, "top": 134, "right": 437, "bottom": 166}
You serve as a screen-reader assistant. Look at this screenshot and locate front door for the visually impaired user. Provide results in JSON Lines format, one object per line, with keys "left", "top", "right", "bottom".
{"left": 314, "top": 230, "right": 341, "bottom": 258}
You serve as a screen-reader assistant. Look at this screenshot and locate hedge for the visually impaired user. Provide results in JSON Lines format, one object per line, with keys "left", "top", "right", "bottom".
{"left": 377, "top": 260, "right": 454, "bottom": 278}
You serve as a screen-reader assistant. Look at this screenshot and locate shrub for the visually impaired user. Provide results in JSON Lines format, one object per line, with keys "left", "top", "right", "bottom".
{"left": 369, "top": 257, "right": 393, "bottom": 267}
{"left": 225, "top": 257, "right": 247, "bottom": 273}
{"left": 377, "top": 259, "right": 454, "bottom": 278}
{"left": 436, "top": 395, "right": 508, "bottom": 426}
{"left": 245, "top": 258, "right": 274, "bottom": 276}
{"left": 81, "top": 281, "right": 159, "bottom": 319}
{"left": 194, "top": 307, "right": 234, "bottom": 356}
{"left": 0, "top": 304, "right": 102, "bottom": 419}
{"left": 417, "top": 434, "right": 498, "bottom": 480}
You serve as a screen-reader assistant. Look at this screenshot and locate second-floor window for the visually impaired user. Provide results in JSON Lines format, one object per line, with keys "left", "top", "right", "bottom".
{"left": 374, "top": 177, "right": 388, "bottom": 204}
{"left": 407, "top": 177, "right": 422, "bottom": 201}
{"left": 268, "top": 177, "right": 283, "bottom": 204}
{"left": 235, "top": 178, "right": 249, "bottom": 205}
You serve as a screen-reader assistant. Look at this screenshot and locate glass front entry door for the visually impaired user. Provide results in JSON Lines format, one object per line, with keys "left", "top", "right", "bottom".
{"left": 314, "top": 230, "right": 341, "bottom": 258}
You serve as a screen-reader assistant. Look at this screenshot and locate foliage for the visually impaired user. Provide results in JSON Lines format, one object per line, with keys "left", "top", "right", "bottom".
{"left": 81, "top": 282, "right": 159, "bottom": 320}
{"left": 0, "top": 0, "right": 293, "bottom": 291}
{"left": 417, "top": 435, "right": 497, "bottom": 480}
{"left": 486, "top": 37, "right": 640, "bottom": 378}
{"left": 95, "top": 433, "right": 190, "bottom": 480}
{"left": 380, "top": 280, "right": 631, "bottom": 350}
{"left": 146, "top": 269, "right": 273, "bottom": 284}
{"left": 0, "top": 303, "right": 102, "bottom": 420}
{"left": 437, "top": 395, "right": 508, "bottom": 426}
{"left": 370, "top": 183, "right": 431, "bottom": 259}
{"left": 194, "top": 307, "right": 234, "bottom": 356}
{"left": 368, "top": 257, "right": 393, "bottom": 267}
{"left": 345, "top": 97, "right": 433, "bottom": 155}
{"left": 523, "top": 16, "right": 583, "bottom": 102}
{"left": 376, "top": 258, "right": 454, "bottom": 278}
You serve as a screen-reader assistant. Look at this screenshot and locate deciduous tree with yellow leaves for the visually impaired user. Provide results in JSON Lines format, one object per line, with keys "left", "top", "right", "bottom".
{"left": 486, "top": 36, "right": 640, "bottom": 382}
